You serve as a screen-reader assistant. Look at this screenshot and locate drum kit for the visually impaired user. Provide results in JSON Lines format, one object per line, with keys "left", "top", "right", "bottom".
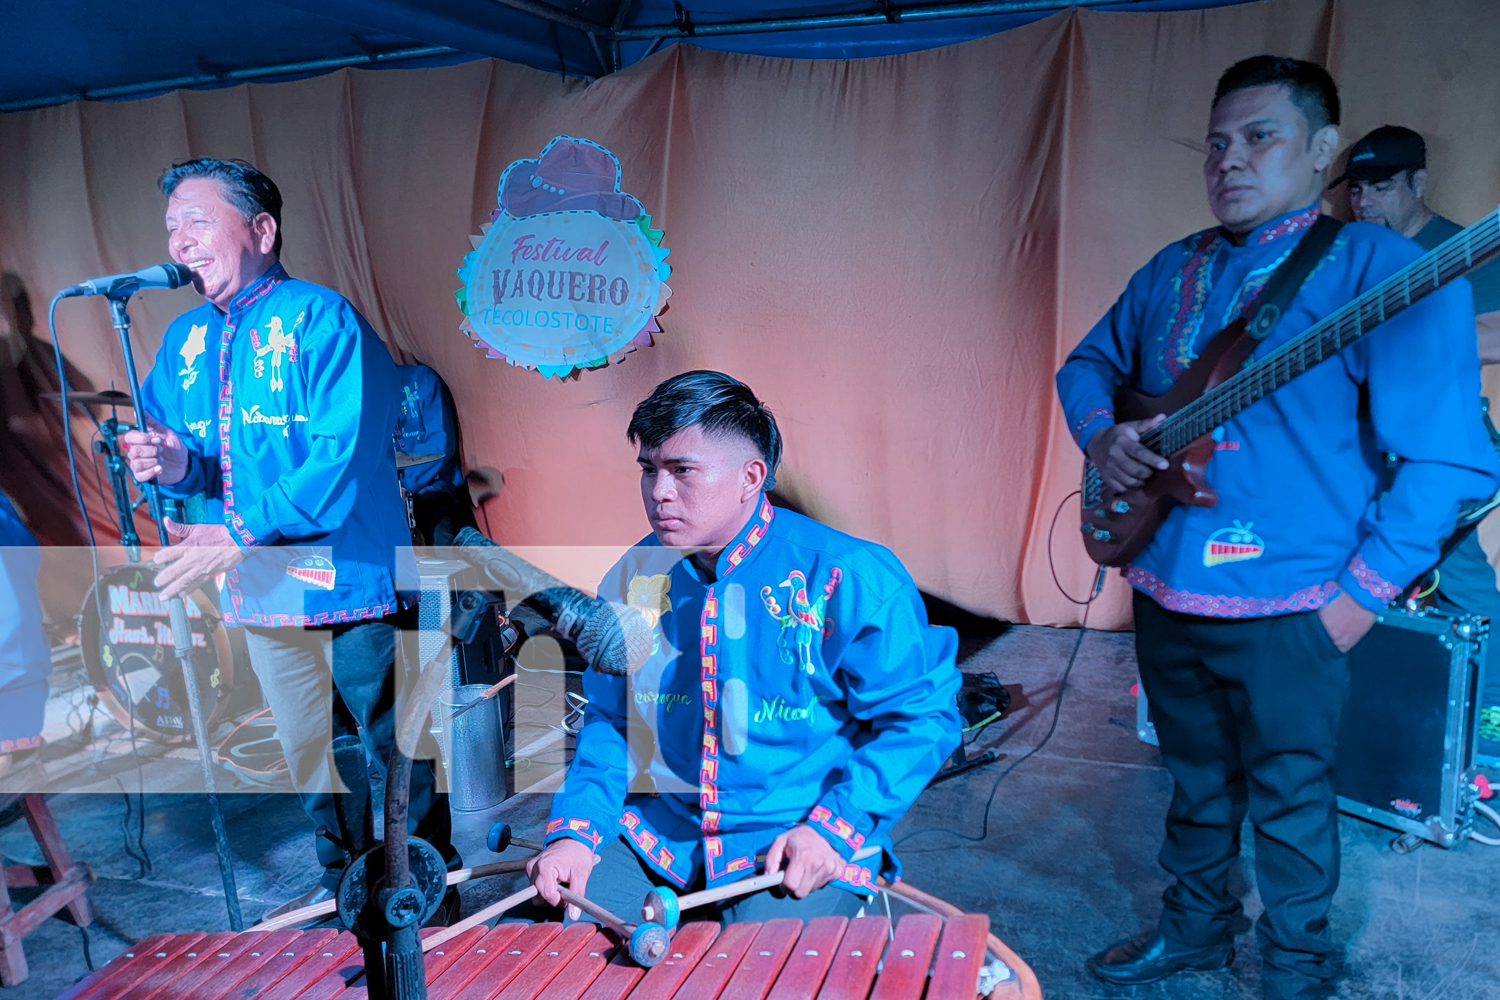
{"left": 40, "top": 389, "right": 444, "bottom": 743}
{"left": 41, "top": 389, "right": 243, "bottom": 743}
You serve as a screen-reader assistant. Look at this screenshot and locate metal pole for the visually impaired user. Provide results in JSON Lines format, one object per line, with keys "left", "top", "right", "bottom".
{"left": 109, "top": 295, "right": 244, "bottom": 932}
{"left": 0, "top": 44, "right": 463, "bottom": 113}
{"left": 616, "top": 0, "right": 1143, "bottom": 40}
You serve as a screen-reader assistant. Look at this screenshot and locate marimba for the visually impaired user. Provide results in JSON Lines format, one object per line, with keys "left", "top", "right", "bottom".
{"left": 55, "top": 912, "right": 1042, "bottom": 1000}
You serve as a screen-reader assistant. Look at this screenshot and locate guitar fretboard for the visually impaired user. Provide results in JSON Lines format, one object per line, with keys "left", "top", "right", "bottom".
{"left": 1141, "top": 208, "right": 1500, "bottom": 458}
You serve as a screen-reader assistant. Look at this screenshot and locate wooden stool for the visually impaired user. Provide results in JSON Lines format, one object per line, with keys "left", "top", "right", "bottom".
{"left": 0, "top": 792, "right": 95, "bottom": 985}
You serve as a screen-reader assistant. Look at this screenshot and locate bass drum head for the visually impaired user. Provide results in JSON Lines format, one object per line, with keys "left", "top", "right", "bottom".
{"left": 78, "top": 563, "right": 236, "bottom": 743}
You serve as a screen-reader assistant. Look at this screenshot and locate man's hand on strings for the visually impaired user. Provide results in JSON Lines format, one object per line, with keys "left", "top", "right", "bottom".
{"left": 151, "top": 519, "right": 245, "bottom": 599}
{"left": 1086, "top": 414, "right": 1170, "bottom": 493}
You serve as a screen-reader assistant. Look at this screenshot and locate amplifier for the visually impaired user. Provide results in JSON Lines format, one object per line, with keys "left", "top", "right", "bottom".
{"left": 1134, "top": 607, "right": 1491, "bottom": 849}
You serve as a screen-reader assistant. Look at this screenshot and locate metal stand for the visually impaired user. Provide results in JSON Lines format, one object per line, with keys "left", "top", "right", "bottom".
{"left": 333, "top": 590, "right": 517, "bottom": 1000}
{"left": 108, "top": 294, "right": 243, "bottom": 931}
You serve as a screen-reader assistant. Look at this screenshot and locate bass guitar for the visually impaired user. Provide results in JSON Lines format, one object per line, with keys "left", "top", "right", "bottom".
{"left": 1081, "top": 206, "right": 1500, "bottom": 567}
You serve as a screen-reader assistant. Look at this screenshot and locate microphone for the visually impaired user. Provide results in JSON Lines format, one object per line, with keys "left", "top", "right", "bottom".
{"left": 59, "top": 262, "right": 194, "bottom": 298}
{"left": 454, "top": 526, "right": 653, "bottom": 677}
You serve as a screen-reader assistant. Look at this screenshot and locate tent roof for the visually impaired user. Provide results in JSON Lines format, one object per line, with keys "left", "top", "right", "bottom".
{"left": 1, "top": 0, "right": 1253, "bottom": 113}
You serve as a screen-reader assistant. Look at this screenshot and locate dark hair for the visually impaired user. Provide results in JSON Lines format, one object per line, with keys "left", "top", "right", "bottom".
{"left": 628, "top": 371, "right": 783, "bottom": 489}
{"left": 1213, "top": 56, "right": 1341, "bottom": 132}
{"left": 159, "top": 158, "right": 283, "bottom": 256}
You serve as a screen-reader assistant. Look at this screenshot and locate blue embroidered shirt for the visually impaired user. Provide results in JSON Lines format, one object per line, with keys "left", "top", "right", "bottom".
{"left": 544, "top": 497, "right": 962, "bottom": 893}
{"left": 1057, "top": 204, "right": 1500, "bottom": 615}
{"left": 395, "top": 364, "right": 465, "bottom": 496}
{"left": 143, "top": 264, "right": 412, "bottom": 626}
{"left": 0, "top": 491, "right": 49, "bottom": 748}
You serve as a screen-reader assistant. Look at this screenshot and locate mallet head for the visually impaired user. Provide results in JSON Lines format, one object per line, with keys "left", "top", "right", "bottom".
{"left": 642, "top": 887, "right": 679, "bottom": 929}
{"left": 629, "top": 922, "right": 672, "bottom": 967}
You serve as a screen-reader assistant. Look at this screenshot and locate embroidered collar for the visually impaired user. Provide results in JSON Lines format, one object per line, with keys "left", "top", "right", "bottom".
{"left": 1236, "top": 203, "right": 1321, "bottom": 247}
{"left": 714, "top": 495, "right": 775, "bottom": 578}
{"left": 222, "top": 262, "right": 289, "bottom": 316}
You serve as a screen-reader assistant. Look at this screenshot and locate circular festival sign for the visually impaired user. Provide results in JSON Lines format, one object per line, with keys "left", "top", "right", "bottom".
{"left": 455, "top": 136, "right": 671, "bottom": 379}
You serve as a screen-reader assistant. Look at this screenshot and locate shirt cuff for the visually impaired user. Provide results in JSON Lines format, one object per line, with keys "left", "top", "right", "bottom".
{"left": 229, "top": 505, "right": 277, "bottom": 550}
{"left": 156, "top": 454, "right": 207, "bottom": 500}
{"left": 805, "top": 801, "right": 869, "bottom": 863}
{"left": 1337, "top": 553, "right": 1403, "bottom": 612}
{"left": 1071, "top": 408, "right": 1115, "bottom": 450}
{"left": 544, "top": 816, "right": 608, "bottom": 853}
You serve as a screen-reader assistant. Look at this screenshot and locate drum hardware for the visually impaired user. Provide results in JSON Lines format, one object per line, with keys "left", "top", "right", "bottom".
{"left": 38, "top": 388, "right": 136, "bottom": 409}
{"left": 395, "top": 452, "right": 444, "bottom": 545}
{"left": 319, "top": 582, "right": 520, "bottom": 998}
{"left": 49, "top": 283, "right": 243, "bottom": 929}
{"left": 58, "top": 387, "right": 241, "bottom": 741}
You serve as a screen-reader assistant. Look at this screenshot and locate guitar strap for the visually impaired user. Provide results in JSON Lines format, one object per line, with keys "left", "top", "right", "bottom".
{"left": 1240, "top": 214, "right": 1344, "bottom": 341}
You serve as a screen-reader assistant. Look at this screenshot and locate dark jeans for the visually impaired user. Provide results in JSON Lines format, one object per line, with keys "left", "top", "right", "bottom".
{"left": 1134, "top": 592, "right": 1351, "bottom": 999}
{"left": 243, "top": 609, "right": 456, "bottom": 890}
{"left": 563, "top": 835, "right": 868, "bottom": 925}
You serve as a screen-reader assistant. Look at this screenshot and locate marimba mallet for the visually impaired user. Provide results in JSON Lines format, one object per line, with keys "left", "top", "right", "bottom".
{"left": 642, "top": 871, "right": 785, "bottom": 930}
{"left": 557, "top": 887, "right": 672, "bottom": 967}
{"left": 487, "top": 821, "right": 545, "bottom": 854}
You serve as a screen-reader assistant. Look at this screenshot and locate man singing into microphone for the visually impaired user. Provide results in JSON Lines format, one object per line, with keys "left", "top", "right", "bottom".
{"left": 527, "top": 371, "right": 961, "bottom": 921}
{"left": 123, "top": 158, "right": 457, "bottom": 922}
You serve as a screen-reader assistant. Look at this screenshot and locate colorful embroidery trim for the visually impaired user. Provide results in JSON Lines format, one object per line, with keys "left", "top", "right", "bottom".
{"left": 723, "top": 498, "right": 775, "bottom": 572}
{"left": 1072, "top": 407, "right": 1113, "bottom": 445}
{"left": 809, "top": 805, "right": 866, "bottom": 853}
{"left": 1127, "top": 567, "right": 1338, "bottom": 617}
{"left": 1161, "top": 229, "right": 1222, "bottom": 384}
{"left": 1255, "top": 206, "right": 1319, "bottom": 245}
{"left": 545, "top": 816, "right": 604, "bottom": 850}
{"left": 620, "top": 811, "right": 686, "bottom": 885}
{"left": 1347, "top": 554, "right": 1400, "bottom": 603}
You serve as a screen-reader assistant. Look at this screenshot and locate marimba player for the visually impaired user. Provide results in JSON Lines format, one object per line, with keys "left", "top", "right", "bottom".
{"left": 527, "top": 371, "right": 963, "bottom": 923}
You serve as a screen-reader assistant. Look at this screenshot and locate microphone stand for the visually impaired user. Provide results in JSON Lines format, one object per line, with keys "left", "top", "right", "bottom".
{"left": 109, "top": 292, "right": 244, "bottom": 931}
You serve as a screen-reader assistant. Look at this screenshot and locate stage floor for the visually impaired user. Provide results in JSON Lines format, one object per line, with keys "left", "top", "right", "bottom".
{"left": 3, "top": 625, "right": 1497, "bottom": 999}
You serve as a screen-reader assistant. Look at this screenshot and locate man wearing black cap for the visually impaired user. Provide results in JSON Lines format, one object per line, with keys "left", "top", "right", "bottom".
{"left": 1336, "top": 125, "right": 1500, "bottom": 763}
{"left": 1337, "top": 125, "right": 1500, "bottom": 356}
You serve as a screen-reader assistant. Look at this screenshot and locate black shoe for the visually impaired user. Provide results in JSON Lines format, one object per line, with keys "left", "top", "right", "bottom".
{"left": 1086, "top": 930, "right": 1234, "bottom": 985}
{"left": 260, "top": 885, "right": 337, "bottom": 926}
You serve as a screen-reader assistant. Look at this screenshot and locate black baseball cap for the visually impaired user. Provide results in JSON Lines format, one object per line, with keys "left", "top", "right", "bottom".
{"left": 1330, "top": 125, "right": 1426, "bottom": 186}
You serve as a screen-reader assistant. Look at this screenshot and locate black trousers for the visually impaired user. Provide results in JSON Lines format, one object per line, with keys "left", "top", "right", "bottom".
{"left": 1134, "top": 592, "right": 1351, "bottom": 996}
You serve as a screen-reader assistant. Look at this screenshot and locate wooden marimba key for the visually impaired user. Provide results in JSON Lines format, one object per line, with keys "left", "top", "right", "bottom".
{"left": 53, "top": 911, "right": 1040, "bottom": 1000}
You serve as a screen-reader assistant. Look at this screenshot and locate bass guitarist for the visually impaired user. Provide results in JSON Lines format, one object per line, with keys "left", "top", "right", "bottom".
{"left": 1056, "top": 56, "right": 1499, "bottom": 1000}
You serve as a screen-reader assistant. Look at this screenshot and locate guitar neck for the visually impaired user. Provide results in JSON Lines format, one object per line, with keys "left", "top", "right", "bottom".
{"left": 1143, "top": 207, "right": 1500, "bottom": 457}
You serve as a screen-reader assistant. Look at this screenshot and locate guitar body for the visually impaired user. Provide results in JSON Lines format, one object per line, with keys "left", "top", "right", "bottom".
{"left": 1081, "top": 316, "right": 1260, "bottom": 566}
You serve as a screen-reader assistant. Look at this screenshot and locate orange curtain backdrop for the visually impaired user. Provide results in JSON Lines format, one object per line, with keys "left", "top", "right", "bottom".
{"left": 2, "top": 0, "right": 1498, "bottom": 630}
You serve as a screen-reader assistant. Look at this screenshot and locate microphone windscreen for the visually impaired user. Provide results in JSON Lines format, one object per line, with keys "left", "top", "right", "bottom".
{"left": 576, "top": 601, "right": 655, "bottom": 676}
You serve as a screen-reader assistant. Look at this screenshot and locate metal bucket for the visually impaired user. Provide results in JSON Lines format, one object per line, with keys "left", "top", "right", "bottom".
{"left": 440, "top": 683, "right": 507, "bottom": 813}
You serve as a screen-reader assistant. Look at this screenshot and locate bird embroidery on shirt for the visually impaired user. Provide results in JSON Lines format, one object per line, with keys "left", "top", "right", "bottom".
{"left": 760, "top": 567, "right": 841, "bottom": 673}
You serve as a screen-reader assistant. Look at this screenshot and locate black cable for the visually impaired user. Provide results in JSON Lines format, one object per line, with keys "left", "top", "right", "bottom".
{"left": 1047, "top": 489, "right": 1095, "bottom": 605}
{"left": 897, "top": 489, "right": 1106, "bottom": 849}
{"left": 51, "top": 293, "right": 152, "bottom": 880}
{"left": 78, "top": 924, "right": 95, "bottom": 972}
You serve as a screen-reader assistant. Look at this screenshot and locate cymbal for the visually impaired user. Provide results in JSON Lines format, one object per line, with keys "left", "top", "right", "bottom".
{"left": 396, "top": 452, "right": 443, "bottom": 469}
{"left": 39, "top": 389, "right": 136, "bottom": 408}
